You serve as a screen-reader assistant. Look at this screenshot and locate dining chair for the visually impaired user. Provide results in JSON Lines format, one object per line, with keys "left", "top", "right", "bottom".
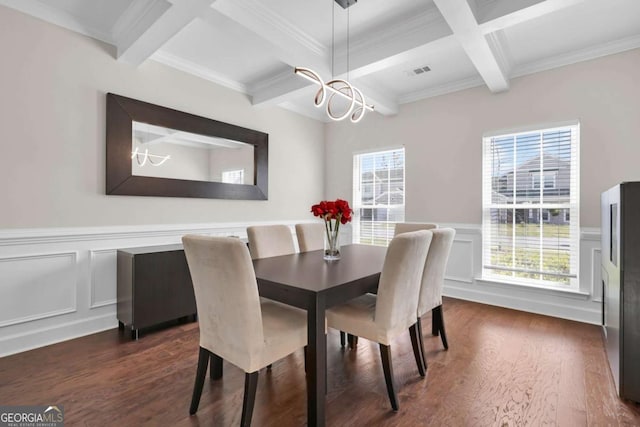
{"left": 295, "top": 223, "right": 354, "bottom": 351}
{"left": 343, "top": 222, "right": 439, "bottom": 350}
{"left": 326, "top": 230, "right": 433, "bottom": 411}
{"left": 182, "top": 235, "right": 307, "bottom": 426}
{"left": 295, "top": 223, "right": 325, "bottom": 252}
{"left": 414, "top": 228, "right": 455, "bottom": 372}
{"left": 247, "top": 224, "right": 296, "bottom": 259}
{"left": 394, "top": 222, "right": 437, "bottom": 234}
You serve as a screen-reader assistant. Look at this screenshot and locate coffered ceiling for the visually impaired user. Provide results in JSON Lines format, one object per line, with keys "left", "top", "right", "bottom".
{"left": 2, "top": 0, "right": 639, "bottom": 121}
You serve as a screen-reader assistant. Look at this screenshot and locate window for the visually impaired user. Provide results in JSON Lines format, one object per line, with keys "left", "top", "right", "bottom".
{"left": 531, "top": 170, "right": 557, "bottom": 190}
{"left": 221, "top": 169, "right": 244, "bottom": 184}
{"left": 353, "top": 148, "right": 405, "bottom": 246}
{"left": 482, "top": 123, "right": 580, "bottom": 288}
{"left": 541, "top": 209, "right": 550, "bottom": 223}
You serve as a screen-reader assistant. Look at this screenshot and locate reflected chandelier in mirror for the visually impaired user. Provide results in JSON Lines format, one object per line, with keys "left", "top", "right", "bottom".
{"left": 106, "top": 93, "right": 268, "bottom": 200}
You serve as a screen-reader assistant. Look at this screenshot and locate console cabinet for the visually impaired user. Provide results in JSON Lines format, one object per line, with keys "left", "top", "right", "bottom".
{"left": 117, "top": 244, "right": 197, "bottom": 339}
{"left": 601, "top": 182, "right": 640, "bottom": 402}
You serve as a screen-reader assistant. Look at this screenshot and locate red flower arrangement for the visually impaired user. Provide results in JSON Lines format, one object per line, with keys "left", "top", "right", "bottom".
{"left": 311, "top": 199, "right": 353, "bottom": 260}
{"left": 311, "top": 199, "right": 353, "bottom": 224}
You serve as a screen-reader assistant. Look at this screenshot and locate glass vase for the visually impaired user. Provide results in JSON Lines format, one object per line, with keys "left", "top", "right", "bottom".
{"left": 324, "top": 221, "right": 341, "bottom": 261}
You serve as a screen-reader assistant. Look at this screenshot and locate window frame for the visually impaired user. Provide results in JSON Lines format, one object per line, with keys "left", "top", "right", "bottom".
{"left": 481, "top": 121, "right": 580, "bottom": 290}
{"left": 352, "top": 147, "right": 405, "bottom": 246}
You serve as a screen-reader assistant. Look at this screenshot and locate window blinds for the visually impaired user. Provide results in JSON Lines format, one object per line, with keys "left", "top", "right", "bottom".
{"left": 482, "top": 123, "right": 580, "bottom": 288}
{"left": 353, "top": 148, "right": 405, "bottom": 246}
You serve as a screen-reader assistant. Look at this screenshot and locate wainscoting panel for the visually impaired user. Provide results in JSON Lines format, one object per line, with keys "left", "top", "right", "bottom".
{"left": 445, "top": 239, "right": 474, "bottom": 284}
{"left": 89, "top": 249, "right": 117, "bottom": 309}
{"left": 0, "top": 222, "right": 603, "bottom": 357}
{"left": 441, "top": 225, "right": 602, "bottom": 325}
{"left": 0, "top": 252, "right": 77, "bottom": 328}
{"left": 0, "top": 221, "right": 304, "bottom": 357}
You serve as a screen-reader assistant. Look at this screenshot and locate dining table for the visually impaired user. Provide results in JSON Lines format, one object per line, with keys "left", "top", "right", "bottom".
{"left": 252, "top": 243, "right": 388, "bottom": 427}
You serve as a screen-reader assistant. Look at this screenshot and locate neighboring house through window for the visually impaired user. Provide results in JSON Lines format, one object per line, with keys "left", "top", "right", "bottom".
{"left": 353, "top": 148, "right": 405, "bottom": 246}
{"left": 482, "top": 122, "right": 580, "bottom": 288}
{"left": 221, "top": 169, "right": 244, "bottom": 184}
{"left": 531, "top": 170, "right": 557, "bottom": 190}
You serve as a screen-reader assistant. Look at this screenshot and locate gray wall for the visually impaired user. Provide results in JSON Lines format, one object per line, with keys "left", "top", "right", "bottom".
{"left": 0, "top": 5, "right": 325, "bottom": 229}
{"left": 325, "top": 48, "right": 640, "bottom": 228}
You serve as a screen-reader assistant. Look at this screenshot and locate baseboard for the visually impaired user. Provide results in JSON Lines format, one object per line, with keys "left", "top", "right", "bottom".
{"left": 444, "top": 282, "right": 601, "bottom": 325}
{"left": 0, "top": 312, "right": 117, "bottom": 358}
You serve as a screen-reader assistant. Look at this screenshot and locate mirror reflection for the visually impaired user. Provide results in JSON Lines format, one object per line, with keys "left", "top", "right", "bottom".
{"left": 131, "top": 121, "right": 255, "bottom": 184}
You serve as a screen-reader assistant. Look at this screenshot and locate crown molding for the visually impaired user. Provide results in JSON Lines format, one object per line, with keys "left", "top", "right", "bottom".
{"left": 247, "top": 68, "right": 294, "bottom": 95}
{"left": 0, "top": 0, "right": 114, "bottom": 44}
{"left": 486, "top": 30, "right": 512, "bottom": 77}
{"left": 214, "top": 0, "right": 326, "bottom": 59}
{"left": 348, "top": 5, "right": 445, "bottom": 54}
{"left": 111, "top": 0, "right": 168, "bottom": 47}
{"left": 511, "top": 33, "right": 640, "bottom": 79}
{"left": 398, "top": 75, "right": 485, "bottom": 105}
{"left": 398, "top": 34, "right": 640, "bottom": 106}
{"left": 151, "top": 50, "right": 248, "bottom": 93}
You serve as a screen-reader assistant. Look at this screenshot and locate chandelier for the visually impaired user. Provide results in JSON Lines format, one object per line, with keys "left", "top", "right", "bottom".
{"left": 294, "top": 0, "right": 374, "bottom": 123}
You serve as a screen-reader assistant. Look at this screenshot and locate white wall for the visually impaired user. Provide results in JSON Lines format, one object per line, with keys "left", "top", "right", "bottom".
{"left": 0, "top": 6, "right": 324, "bottom": 356}
{"left": 0, "top": 5, "right": 325, "bottom": 229}
{"left": 326, "top": 48, "right": 640, "bottom": 324}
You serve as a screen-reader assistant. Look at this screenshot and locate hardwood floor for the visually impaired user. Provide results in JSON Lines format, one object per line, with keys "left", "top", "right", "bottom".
{"left": 1, "top": 298, "right": 639, "bottom": 426}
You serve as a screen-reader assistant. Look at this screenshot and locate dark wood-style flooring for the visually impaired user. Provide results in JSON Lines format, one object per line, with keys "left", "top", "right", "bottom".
{"left": 1, "top": 298, "right": 639, "bottom": 426}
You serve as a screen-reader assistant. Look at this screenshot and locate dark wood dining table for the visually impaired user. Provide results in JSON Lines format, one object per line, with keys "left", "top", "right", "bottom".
{"left": 252, "top": 244, "right": 388, "bottom": 427}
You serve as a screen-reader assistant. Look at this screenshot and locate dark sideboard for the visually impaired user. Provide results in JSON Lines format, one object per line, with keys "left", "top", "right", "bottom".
{"left": 117, "top": 244, "right": 197, "bottom": 340}
{"left": 601, "top": 182, "right": 640, "bottom": 403}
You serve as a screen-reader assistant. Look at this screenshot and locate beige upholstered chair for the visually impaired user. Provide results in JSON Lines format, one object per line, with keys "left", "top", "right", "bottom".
{"left": 343, "top": 222, "right": 439, "bottom": 350}
{"left": 414, "top": 228, "right": 455, "bottom": 370}
{"left": 394, "top": 222, "right": 437, "bottom": 235}
{"left": 295, "top": 223, "right": 325, "bottom": 252}
{"left": 326, "top": 230, "right": 433, "bottom": 411}
{"left": 182, "top": 235, "right": 307, "bottom": 426}
{"left": 247, "top": 225, "right": 295, "bottom": 260}
{"left": 394, "top": 224, "right": 454, "bottom": 370}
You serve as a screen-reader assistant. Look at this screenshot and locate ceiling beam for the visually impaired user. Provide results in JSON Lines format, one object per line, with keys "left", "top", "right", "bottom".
{"left": 432, "top": 0, "right": 509, "bottom": 93}
{"left": 210, "top": 0, "right": 329, "bottom": 73}
{"left": 114, "top": 0, "right": 218, "bottom": 66}
{"left": 250, "top": 69, "right": 313, "bottom": 106}
{"left": 243, "top": 6, "right": 450, "bottom": 115}
{"left": 477, "top": 0, "right": 585, "bottom": 34}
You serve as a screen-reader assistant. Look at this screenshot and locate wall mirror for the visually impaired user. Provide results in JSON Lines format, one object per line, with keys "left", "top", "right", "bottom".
{"left": 106, "top": 93, "right": 268, "bottom": 199}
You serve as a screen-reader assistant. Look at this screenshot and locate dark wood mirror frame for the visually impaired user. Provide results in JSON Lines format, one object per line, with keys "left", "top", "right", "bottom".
{"left": 106, "top": 93, "right": 268, "bottom": 200}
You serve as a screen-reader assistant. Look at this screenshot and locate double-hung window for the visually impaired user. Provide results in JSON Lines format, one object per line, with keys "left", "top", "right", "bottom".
{"left": 482, "top": 122, "right": 580, "bottom": 288}
{"left": 353, "top": 148, "right": 405, "bottom": 246}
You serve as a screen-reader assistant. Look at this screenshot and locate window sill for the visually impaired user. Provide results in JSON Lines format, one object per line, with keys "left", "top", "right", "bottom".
{"left": 475, "top": 276, "right": 591, "bottom": 299}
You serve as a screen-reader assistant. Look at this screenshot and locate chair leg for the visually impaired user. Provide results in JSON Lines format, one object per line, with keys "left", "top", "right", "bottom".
{"left": 409, "top": 323, "right": 425, "bottom": 377}
{"left": 210, "top": 352, "right": 223, "bottom": 380}
{"left": 189, "top": 347, "right": 210, "bottom": 415}
{"left": 416, "top": 318, "right": 428, "bottom": 372}
{"left": 434, "top": 305, "right": 449, "bottom": 350}
{"left": 340, "top": 331, "right": 346, "bottom": 347}
{"left": 431, "top": 308, "right": 440, "bottom": 336}
{"left": 348, "top": 334, "right": 358, "bottom": 349}
{"left": 379, "top": 344, "right": 399, "bottom": 411}
{"left": 241, "top": 371, "right": 259, "bottom": 427}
